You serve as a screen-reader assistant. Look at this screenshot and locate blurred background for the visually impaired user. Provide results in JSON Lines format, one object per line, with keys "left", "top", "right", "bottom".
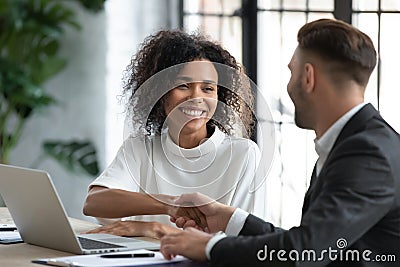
{"left": 1, "top": 0, "right": 399, "bottom": 229}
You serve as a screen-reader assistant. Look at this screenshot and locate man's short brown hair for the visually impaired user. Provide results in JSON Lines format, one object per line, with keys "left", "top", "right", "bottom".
{"left": 297, "top": 18, "right": 377, "bottom": 86}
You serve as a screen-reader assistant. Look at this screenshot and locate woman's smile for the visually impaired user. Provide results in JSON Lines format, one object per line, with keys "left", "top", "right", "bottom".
{"left": 179, "top": 106, "right": 208, "bottom": 118}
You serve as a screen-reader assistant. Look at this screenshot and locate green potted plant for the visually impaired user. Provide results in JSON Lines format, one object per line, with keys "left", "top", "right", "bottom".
{"left": 0, "top": 0, "right": 105, "bottom": 175}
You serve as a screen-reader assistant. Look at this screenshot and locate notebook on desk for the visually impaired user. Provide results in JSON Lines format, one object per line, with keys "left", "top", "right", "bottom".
{"left": 32, "top": 249, "right": 189, "bottom": 267}
{"left": 0, "top": 164, "right": 160, "bottom": 254}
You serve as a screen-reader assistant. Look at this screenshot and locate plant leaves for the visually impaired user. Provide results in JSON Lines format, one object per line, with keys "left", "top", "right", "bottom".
{"left": 31, "top": 56, "right": 67, "bottom": 84}
{"left": 0, "top": 0, "right": 105, "bottom": 171}
{"left": 77, "top": 0, "right": 106, "bottom": 12}
{"left": 42, "top": 140, "right": 100, "bottom": 176}
{"left": 0, "top": 60, "right": 56, "bottom": 118}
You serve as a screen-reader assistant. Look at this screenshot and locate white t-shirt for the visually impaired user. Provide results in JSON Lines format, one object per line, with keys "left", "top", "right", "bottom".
{"left": 90, "top": 127, "right": 260, "bottom": 225}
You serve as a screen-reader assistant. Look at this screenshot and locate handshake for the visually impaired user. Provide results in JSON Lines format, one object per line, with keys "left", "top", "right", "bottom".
{"left": 162, "top": 192, "right": 236, "bottom": 261}
{"left": 85, "top": 192, "right": 236, "bottom": 261}
{"left": 168, "top": 192, "right": 236, "bottom": 233}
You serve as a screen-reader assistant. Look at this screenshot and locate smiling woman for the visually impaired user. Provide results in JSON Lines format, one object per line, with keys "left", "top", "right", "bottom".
{"left": 124, "top": 30, "right": 255, "bottom": 139}
{"left": 82, "top": 30, "right": 261, "bottom": 240}
{"left": 165, "top": 60, "right": 218, "bottom": 149}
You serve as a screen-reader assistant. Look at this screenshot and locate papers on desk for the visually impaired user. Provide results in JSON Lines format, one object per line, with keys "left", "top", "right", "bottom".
{"left": 32, "top": 249, "right": 189, "bottom": 267}
{"left": 0, "top": 223, "right": 17, "bottom": 231}
{"left": 0, "top": 230, "right": 23, "bottom": 244}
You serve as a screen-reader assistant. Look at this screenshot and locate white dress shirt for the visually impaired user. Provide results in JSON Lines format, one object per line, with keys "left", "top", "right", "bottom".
{"left": 314, "top": 102, "right": 366, "bottom": 176}
{"left": 205, "top": 102, "right": 367, "bottom": 259}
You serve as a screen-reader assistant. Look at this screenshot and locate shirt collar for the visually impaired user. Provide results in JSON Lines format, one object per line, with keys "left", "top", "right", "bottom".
{"left": 163, "top": 126, "right": 225, "bottom": 158}
{"left": 314, "top": 102, "right": 367, "bottom": 158}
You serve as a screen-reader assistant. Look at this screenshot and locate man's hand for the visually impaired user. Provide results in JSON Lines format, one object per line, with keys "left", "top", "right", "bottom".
{"left": 170, "top": 192, "right": 236, "bottom": 233}
{"left": 84, "top": 220, "right": 180, "bottom": 239}
{"left": 160, "top": 227, "right": 212, "bottom": 261}
{"left": 154, "top": 194, "right": 207, "bottom": 229}
{"left": 166, "top": 202, "right": 208, "bottom": 229}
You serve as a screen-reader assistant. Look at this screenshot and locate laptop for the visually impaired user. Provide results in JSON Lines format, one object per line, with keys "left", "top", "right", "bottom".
{"left": 0, "top": 164, "right": 160, "bottom": 254}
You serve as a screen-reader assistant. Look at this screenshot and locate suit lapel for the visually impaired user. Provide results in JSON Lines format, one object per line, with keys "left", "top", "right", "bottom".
{"left": 319, "top": 104, "right": 379, "bottom": 175}
{"left": 332, "top": 103, "right": 378, "bottom": 147}
{"left": 302, "top": 164, "right": 317, "bottom": 214}
{"left": 302, "top": 104, "right": 379, "bottom": 216}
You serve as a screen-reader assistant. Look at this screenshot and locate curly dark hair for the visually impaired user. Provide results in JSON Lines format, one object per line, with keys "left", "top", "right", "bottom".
{"left": 122, "top": 29, "right": 255, "bottom": 138}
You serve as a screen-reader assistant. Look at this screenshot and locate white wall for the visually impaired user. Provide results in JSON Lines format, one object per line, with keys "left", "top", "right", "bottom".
{"left": 7, "top": 0, "right": 177, "bottom": 221}
{"left": 105, "top": 0, "right": 179, "bottom": 164}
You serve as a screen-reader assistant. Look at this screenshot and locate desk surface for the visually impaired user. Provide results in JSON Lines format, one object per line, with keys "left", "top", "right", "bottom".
{"left": 0, "top": 207, "right": 208, "bottom": 267}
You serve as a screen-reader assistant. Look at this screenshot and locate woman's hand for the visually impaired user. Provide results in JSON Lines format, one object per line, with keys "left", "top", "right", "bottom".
{"left": 169, "top": 192, "right": 236, "bottom": 233}
{"left": 162, "top": 195, "right": 208, "bottom": 229}
{"left": 84, "top": 220, "right": 180, "bottom": 239}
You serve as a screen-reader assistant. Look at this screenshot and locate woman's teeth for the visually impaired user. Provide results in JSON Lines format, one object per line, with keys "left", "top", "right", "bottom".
{"left": 181, "top": 108, "right": 204, "bottom": 117}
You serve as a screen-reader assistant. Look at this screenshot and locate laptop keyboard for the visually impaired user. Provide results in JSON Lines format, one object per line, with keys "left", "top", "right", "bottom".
{"left": 78, "top": 236, "right": 125, "bottom": 249}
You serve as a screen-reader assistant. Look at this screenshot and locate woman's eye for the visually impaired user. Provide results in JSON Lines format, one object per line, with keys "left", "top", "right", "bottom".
{"left": 203, "top": 86, "right": 216, "bottom": 92}
{"left": 177, "top": 84, "right": 189, "bottom": 89}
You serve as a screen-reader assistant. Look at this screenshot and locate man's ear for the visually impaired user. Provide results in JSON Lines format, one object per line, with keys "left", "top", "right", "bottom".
{"left": 302, "top": 62, "right": 315, "bottom": 93}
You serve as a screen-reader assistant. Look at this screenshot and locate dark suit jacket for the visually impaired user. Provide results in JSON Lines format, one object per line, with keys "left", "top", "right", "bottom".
{"left": 211, "top": 104, "right": 400, "bottom": 266}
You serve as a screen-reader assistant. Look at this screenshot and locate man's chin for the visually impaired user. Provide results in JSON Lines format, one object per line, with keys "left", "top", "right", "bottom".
{"left": 294, "top": 118, "right": 312, "bottom": 130}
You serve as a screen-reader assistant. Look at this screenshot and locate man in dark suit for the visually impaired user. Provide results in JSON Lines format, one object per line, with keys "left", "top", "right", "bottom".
{"left": 160, "top": 18, "right": 400, "bottom": 266}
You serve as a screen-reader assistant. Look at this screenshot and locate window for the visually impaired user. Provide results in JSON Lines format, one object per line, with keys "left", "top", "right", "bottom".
{"left": 352, "top": 0, "right": 400, "bottom": 132}
{"left": 180, "top": 0, "right": 400, "bottom": 229}
{"left": 182, "top": 0, "right": 243, "bottom": 62}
